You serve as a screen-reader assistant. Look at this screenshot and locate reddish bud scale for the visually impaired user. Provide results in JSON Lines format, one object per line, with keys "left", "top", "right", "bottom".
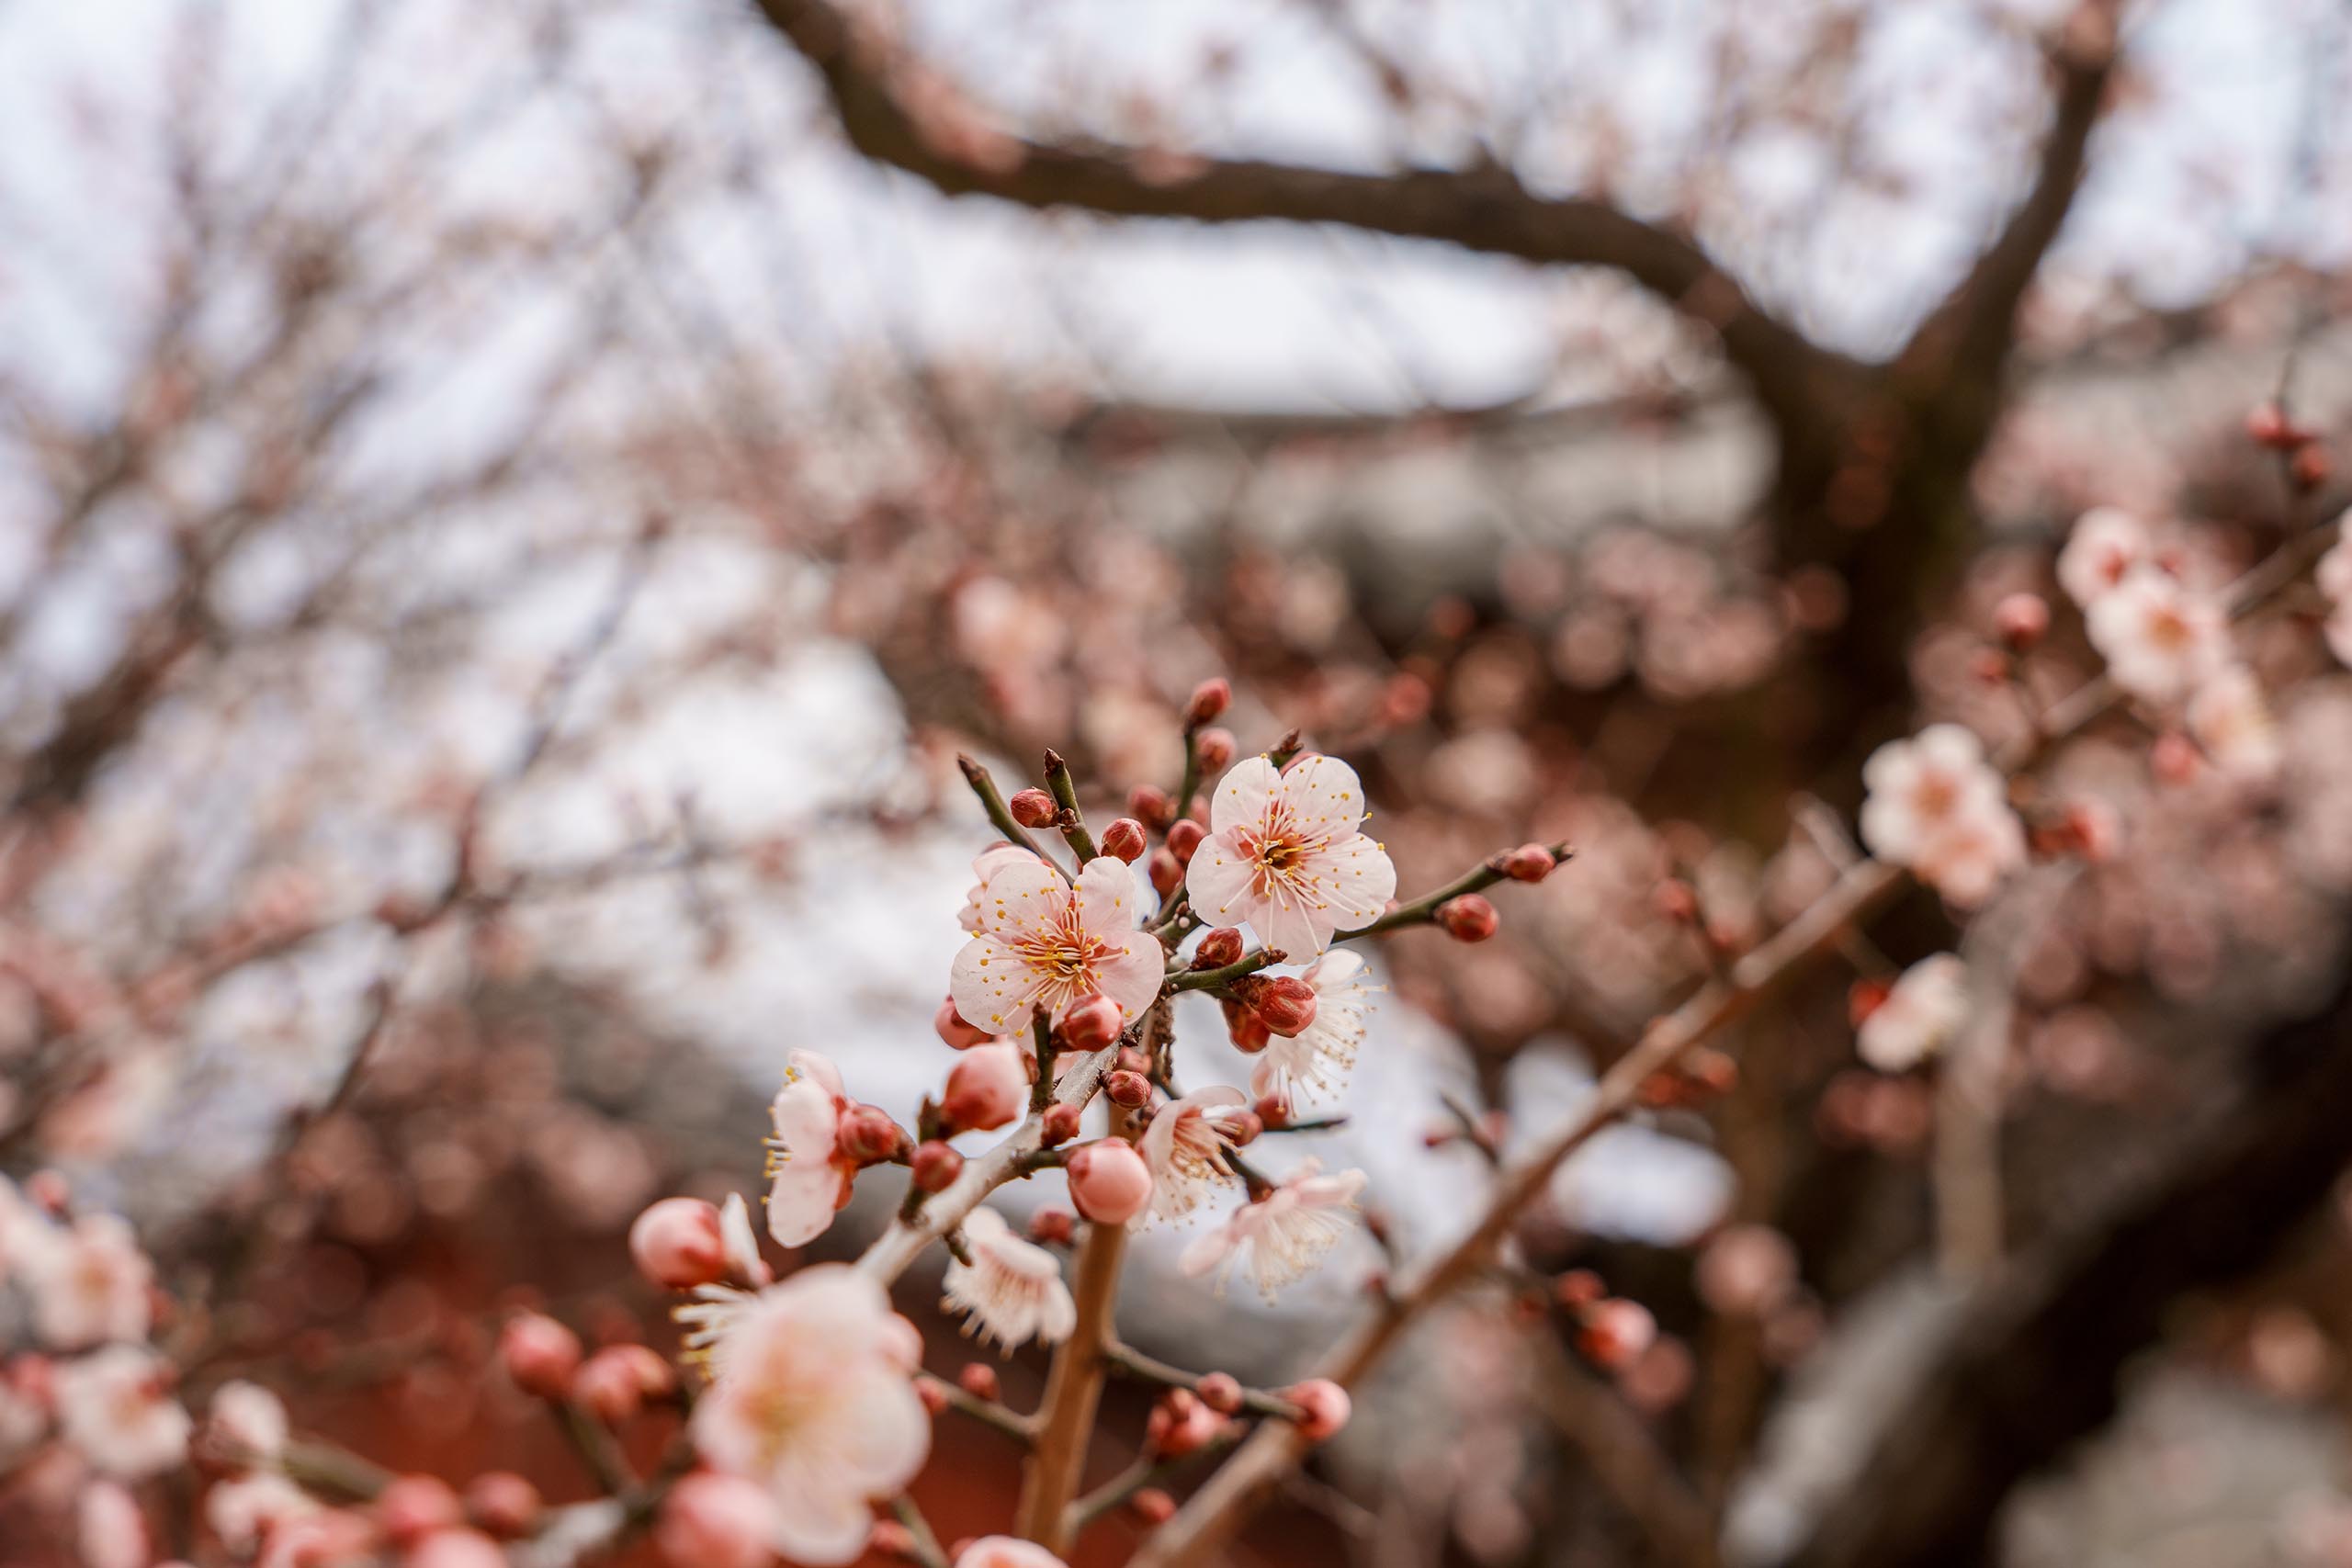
{"left": 1164, "top": 818, "right": 1205, "bottom": 865}
{"left": 1221, "top": 998, "right": 1272, "bottom": 1054}
{"left": 1103, "top": 1069, "right": 1152, "bottom": 1108}
{"left": 1029, "top": 1207, "right": 1076, "bottom": 1247}
{"left": 917, "top": 1380, "right": 950, "bottom": 1416}
{"left": 1184, "top": 677, "right": 1232, "bottom": 728}
{"left": 1148, "top": 848, "right": 1182, "bottom": 897}
{"left": 1194, "top": 727, "right": 1237, "bottom": 773}
{"left": 837, "top": 1104, "right": 908, "bottom": 1165}
{"left": 1224, "top": 1110, "right": 1264, "bottom": 1147}
{"left": 1192, "top": 926, "right": 1246, "bottom": 970}
{"left": 1252, "top": 1093, "right": 1291, "bottom": 1130}
{"left": 1057, "top": 993, "right": 1123, "bottom": 1053}
{"left": 1128, "top": 784, "right": 1175, "bottom": 831}
{"left": 2247, "top": 401, "right": 2298, "bottom": 449}
{"left": 1498, "top": 843, "right": 1556, "bottom": 883}
{"left": 1099, "top": 818, "right": 1148, "bottom": 863}
{"left": 1435, "top": 893, "right": 1499, "bottom": 942}
{"left": 1008, "top": 788, "right": 1058, "bottom": 828}
{"left": 1847, "top": 977, "right": 1893, "bottom": 1028}
{"left": 1114, "top": 1045, "right": 1154, "bottom": 1076}
{"left": 1233, "top": 975, "right": 1317, "bottom": 1036}
{"left": 1040, "top": 1102, "right": 1083, "bottom": 1146}
{"left": 911, "top": 1141, "right": 964, "bottom": 1192}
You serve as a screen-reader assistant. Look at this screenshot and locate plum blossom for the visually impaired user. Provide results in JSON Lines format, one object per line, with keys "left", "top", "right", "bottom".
{"left": 1138, "top": 1086, "right": 1253, "bottom": 1224}
{"left": 1181, "top": 1161, "right": 1368, "bottom": 1300}
{"left": 955, "top": 1538, "right": 1069, "bottom": 1568}
{"left": 692, "top": 1264, "right": 929, "bottom": 1566}
{"left": 1186, "top": 756, "right": 1397, "bottom": 957}
{"left": 1250, "top": 950, "right": 1376, "bottom": 1111}
{"left": 56, "top": 1345, "right": 190, "bottom": 1478}
{"left": 2056, "top": 506, "right": 2150, "bottom": 607}
{"left": 718, "top": 1192, "right": 771, "bottom": 1286}
{"left": 21, "top": 1212, "right": 152, "bottom": 1348}
{"left": 2086, "top": 566, "right": 2231, "bottom": 704}
{"left": 78, "top": 1479, "right": 148, "bottom": 1568}
{"left": 1859, "top": 726, "right": 2026, "bottom": 907}
{"left": 941, "top": 1206, "right": 1075, "bottom": 1350}
{"left": 950, "top": 854, "right": 1162, "bottom": 1036}
{"left": 206, "top": 1472, "right": 318, "bottom": 1553}
{"left": 959, "top": 842, "right": 1043, "bottom": 933}
{"left": 766, "top": 1050, "right": 854, "bottom": 1249}
{"left": 2188, "top": 667, "right": 2283, "bottom": 780}
{"left": 1909, "top": 803, "right": 2028, "bottom": 910}
{"left": 1858, "top": 954, "right": 1969, "bottom": 1072}
{"left": 204, "top": 1380, "right": 288, "bottom": 1466}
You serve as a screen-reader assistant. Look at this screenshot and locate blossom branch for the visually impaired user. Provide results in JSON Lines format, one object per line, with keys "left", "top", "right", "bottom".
{"left": 918, "top": 1373, "right": 1037, "bottom": 1444}
{"left": 1162, "top": 948, "right": 1285, "bottom": 994}
{"left": 1101, "top": 1342, "right": 1305, "bottom": 1422}
{"left": 1041, "top": 748, "right": 1099, "bottom": 863}
{"left": 1342, "top": 841, "right": 1572, "bottom": 940}
{"left": 957, "top": 753, "right": 1054, "bottom": 863}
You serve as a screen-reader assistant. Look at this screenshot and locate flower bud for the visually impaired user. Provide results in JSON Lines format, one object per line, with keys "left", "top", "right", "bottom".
{"left": 1220, "top": 998, "right": 1272, "bottom": 1054}
{"left": 1283, "top": 1379, "right": 1351, "bottom": 1442}
{"left": 1251, "top": 1093, "right": 1291, "bottom": 1130}
{"left": 1148, "top": 848, "right": 1182, "bottom": 897}
{"left": 1040, "top": 1102, "right": 1083, "bottom": 1146}
{"left": 1233, "top": 975, "right": 1317, "bottom": 1037}
{"left": 658, "top": 1473, "right": 779, "bottom": 1568}
{"left": 1164, "top": 819, "right": 1205, "bottom": 865}
{"left": 2293, "top": 444, "right": 2331, "bottom": 492}
{"left": 1846, "top": 976, "right": 1892, "bottom": 1028}
{"left": 1195, "top": 728, "right": 1237, "bottom": 773}
{"left": 2247, "top": 400, "right": 2301, "bottom": 450}
{"left": 573, "top": 1344, "right": 675, "bottom": 1425}
{"left": 1994, "top": 592, "right": 2049, "bottom": 651}
{"left": 463, "top": 1473, "right": 541, "bottom": 1539}
{"left": 1130, "top": 1488, "right": 1177, "bottom": 1526}
{"left": 943, "top": 1043, "right": 1027, "bottom": 1134}
{"left": 1577, "top": 1298, "right": 1657, "bottom": 1369}
{"left": 911, "top": 1141, "right": 965, "bottom": 1192}
{"left": 1554, "top": 1269, "right": 1604, "bottom": 1310}
{"left": 1008, "top": 788, "right": 1058, "bottom": 829}
{"left": 1146, "top": 1389, "right": 1222, "bottom": 1458}
{"left": 1435, "top": 894, "right": 1499, "bottom": 942}
{"left": 1184, "top": 678, "right": 1232, "bottom": 728}
{"left": 1498, "top": 843, "right": 1557, "bottom": 883}
{"left": 1057, "top": 993, "right": 1124, "bottom": 1053}
{"left": 918, "top": 1379, "right": 950, "bottom": 1416}
{"left": 1195, "top": 1371, "right": 1244, "bottom": 1416}
{"left": 1100, "top": 818, "right": 1148, "bottom": 863}
{"left": 628, "top": 1198, "right": 727, "bottom": 1291}
{"left": 498, "top": 1313, "right": 581, "bottom": 1400}
{"left": 1191, "top": 927, "right": 1245, "bottom": 970}
{"left": 837, "top": 1103, "right": 909, "bottom": 1166}
{"left": 1115, "top": 1045, "right": 1153, "bottom": 1076}
{"left": 935, "top": 997, "right": 997, "bottom": 1050}
{"left": 958, "top": 1361, "right": 1001, "bottom": 1400}
{"left": 409, "top": 1529, "right": 509, "bottom": 1568}
{"left": 1222, "top": 1110, "right": 1264, "bottom": 1147}
{"left": 376, "top": 1475, "right": 463, "bottom": 1548}
{"left": 1103, "top": 1069, "right": 1152, "bottom": 1109}
{"left": 1127, "top": 784, "right": 1175, "bottom": 830}
{"left": 1029, "top": 1207, "right": 1076, "bottom": 1247}
{"left": 1067, "top": 1138, "right": 1153, "bottom": 1225}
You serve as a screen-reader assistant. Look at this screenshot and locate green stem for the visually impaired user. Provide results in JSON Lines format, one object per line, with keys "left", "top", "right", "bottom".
{"left": 1042, "top": 749, "right": 1099, "bottom": 863}
{"left": 1164, "top": 948, "right": 1284, "bottom": 994}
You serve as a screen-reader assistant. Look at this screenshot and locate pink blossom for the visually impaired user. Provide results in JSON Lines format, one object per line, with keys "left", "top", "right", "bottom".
{"left": 958, "top": 843, "right": 1044, "bottom": 933}
{"left": 1250, "top": 950, "right": 1376, "bottom": 1111}
{"left": 2188, "top": 666, "right": 2283, "bottom": 781}
{"left": 1859, "top": 726, "right": 2025, "bottom": 908}
{"left": 56, "top": 1346, "right": 189, "bottom": 1478}
{"left": 658, "top": 1472, "right": 781, "bottom": 1568}
{"left": 691, "top": 1264, "right": 929, "bottom": 1566}
{"left": 955, "top": 1537, "right": 1069, "bottom": 1568}
{"left": 2056, "top": 506, "right": 2150, "bottom": 607}
{"left": 1909, "top": 802, "right": 2027, "bottom": 910}
{"left": 941, "top": 1206, "right": 1075, "bottom": 1350}
{"left": 2086, "top": 566, "right": 2231, "bottom": 704}
{"left": 718, "top": 1192, "right": 771, "bottom": 1286}
{"left": 630, "top": 1198, "right": 729, "bottom": 1291}
{"left": 1858, "top": 954, "right": 1969, "bottom": 1072}
{"left": 942, "top": 1043, "right": 1028, "bottom": 1134}
{"left": 765, "top": 1050, "right": 855, "bottom": 1249}
{"left": 1065, "top": 1139, "right": 1153, "bottom": 1225}
{"left": 22, "top": 1212, "right": 152, "bottom": 1348}
{"left": 203, "top": 1379, "right": 288, "bottom": 1466}
{"left": 950, "top": 853, "right": 1162, "bottom": 1035}
{"left": 206, "top": 1472, "right": 316, "bottom": 1554}
{"left": 79, "top": 1478, "right": 149, "bottom": 1568}
{"left": 1186, "top": 756, "right": 1397, "bottom": 956}
{"left": 1138, "top": 1087, "right": 1252, "bottom": 1224}
{"left": 1179, "top": 1161, "right": 1367, "bottom": 1299}
{"left": 406, "top": 1529, "right": 508, "bottom": 1568}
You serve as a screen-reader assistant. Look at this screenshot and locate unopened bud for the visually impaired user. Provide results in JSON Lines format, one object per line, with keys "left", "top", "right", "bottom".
{"left": 1103, "top": 1069, "right": 1152, "bottom": 1108}
{"left": 1029, "top": 1207, "right": 1076, "bottom": 1247}
{"left": 957, "top": 1362, "right": 1000, "bottom": 1401}
{"left": 1221, "top": 998, "right": 1272, "bottom": 1054}
{"left": 1282, "top": 1379, "right": 1351, "bottom": 1442}
{"left": 935, "top": 996, "right": 996, "bottom": 1050}
{"left": 2293, "top": 444, "right": 2331, "bottom": 492}
{"left": 1577, "top": 1298, "right": 1657, "bottom": 1370}
{"left": 1115, "top": 1045, "right": 1153, "bottom": 1076}
{"left": 2248, "top": 400, "right": 2301, "bottom": 450}
{"left": 1195, "top": 728, "right": 1237, "bottom": 774}
{"left": 838, "top": 1104, "right": 908, "bottom": 1165}
{"left": 657, "top": 1474, "right": 778, "bottom": 1568}
{"left": 1683, "top": 1047, "right": 1737, "bottom": 1096}
{"left": 1129, "top": 1488, "right": 1177, "bottom": 1526}
{"left": 378, "top": 1476, "right": 464, "bottom": 1548}
{"left": 1651, "top": 881, "right": 1697, "bottom": 924}
{"left": 1146, "top": 1389, "right": 1222, "bottom": 1458}
{"left": 1435, "top": 893, "right": 1499, "bottom": 942}
{"left": 1184, "top": 678, "right": 1232, "bottom": 728}
{"left": 917, "top": 1380, "right": 950, "bottom": 1416}
{"left": 1057, "top": 994, "right": 1123, "bottom": 1053}
{"left": 1233, "top": 975, "right": 1317, "bottom": 1036}
{"left": 1196, "top": 1371, "right": 1244, "bottom": 1416}
{"left": 1128, "top": 784, "right": 1175, "bottom": 830}
{"left": 942, "top": 1043, "right": 1026, "bottom": 1134}
{"left": 1165, "top": 818, "right": 1205, "bottom": 865}
{"left": 1191, "top": 927, "right": 1245, "bottom": 969}
{"left": 1100, "top": 818, "right": 1148, "bottom": 863}
{"left": 1498, "top": 843, "right": 1557, "bottom": 883}
{"left": 1040, "top": 1102, "right": 1083, "bottom": 1147}
{"left": 627, "top": 1198, "right": 727, "bottom": 1291}
{"left": 1009, "top": 788, "right": 1057, "bottom": 828}
{"left": 1554, "top": 1269, "right": 1604, "bottom": 1310}
{"left": 1067, "top": 1138, "right": 1153, "bottom": 1225}
{"left": 2151, "top": 729, "right": 2201, "bottom": 785}
{"left": 1251, "top": 1093, "right": 1290, "bottom": 1130}
{"left": 573, "top": 1344, "right": 675, "bottom": 1425}
{"left": 464, "top": 1473, "right": 541, "bottom": 1540}
{"left": 1994, "top": 592, "right": 2049, "bottom": 651}
{"left": 911, "top": 1141, "right": 964, "bottom": 1193}
{"left": 499, "top": 1314, "right": 581, "bottom": 1400}
{"left": 1148, "top": 848, "right": 1182, "bottom": 897}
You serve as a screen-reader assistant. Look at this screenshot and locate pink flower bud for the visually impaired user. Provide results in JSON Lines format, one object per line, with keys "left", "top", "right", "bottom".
{"left": 1067, "top": 1138, "right": 1153, "bottom": 1225}
{"left": 1127, "top": 784, "right": 1175, "bottom": 830}
{"left": 1184, "top": 678, "right": 1231, "bottom": 728}
{"left": 838, "top": 1103, "right": 908, "bottom": 1165}
{"left": 1130, "top": 1489, "right": 1177, "bottom": 1525}
{"left": 1252, "top": 1093, "right": 1290, "bottom": 1129}
{"left": 935, "top": 996, "right": 997, "bottom": 1050}
{"left": 1283, "top": 1378, "right": 1351, "bottom": 1442}
{"left": 1498, "top": 843, "right": 1557, "bottom": 883}
{"left": 1029, "top": 1207, "right": 1076, "bottom": 1247}
{"left": 1164, "top": 819, "right": 1205, "bottom": 865}
{"left": 918, "top": 1379, "right": 950, "bottom": 1416}
{"left": 628, "top": 1198, "right": 726, "bottom": 1291}
{"left": 1220, "top": 998, "right": 1272, "bottom": 1054}
{"left": 1040, "top": 1102, "right": 1082, "bottom": 1146}
{"left": 1577, "top": 1298, "right": 1657, "bottom": 1369}
{"left": 1057, "top": 994, "right": 1123, "bottom": 1053}
{"left": 1233, "top": 975, "right": 1317, "bottom": 1037}
{"left": 1148, "top": 848, "right": 1182, "bottom": 897}
{"left": 657, "top": 1473, "right": 779, "bottom": 1568}
{"left": 407, "top": 1530, "right": 508, "bottom": 1568}
{"left": 377, "top": 1475, "right": 463, "bottom": 1548}
{"left": 1099, "top": 818, "right": 1148, "bottom": 863}
{"left": 463, "top": 1473, "right": 540, "bottom": 1539}
{"left": 957, "top": 1361, "right": 1000, "bottom": 1400}
{"left": 912, "top": 1141, "right": 965, "bottom": 1193}
{"left": 1994, "top": 592, "right": 2049, "bottom": 650}
{"left": 1435, "top": 894, "right": 1499, "bottom": 942}
{"left": 1008, "top": 788, "right": 1058, "bottom": 828}
{"left": 1191, "top": 927, "right": 1245, "bottom": 970}
{"left": 1194, "top": 728, "right": 1237, "bottom": 773}
{"left": 498, "top": 1313, "right": 581, "bottom": 1400}
{"left": 1195, "top": 1371, "right": 1244, "bottom": 1416}
{"left": 1146, "top": 1389, "right": 1224, "bottom": 1458}
{"left": 1103, "top": 1069, "right": 1152, "bottom": 1108}
{"left": 943, "top": 1043, "right": 1027, "bottom": 1133}
{"left": 573, "top": 1343, "right": 674, "bottom": 1424}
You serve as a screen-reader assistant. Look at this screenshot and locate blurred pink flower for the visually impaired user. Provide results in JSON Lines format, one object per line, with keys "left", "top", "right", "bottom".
{"left": 1857, "top": 954, "right": 1969, "bottom": 1072}
{"left": 1180, "top": 1161, "right": 1366, "bottom": 1299}
{"left": 2056, "top": 506, "right": 2149, "bottom": 607}
{"left": 22, "top": 1213, "right": 152, "bottom": 1349}
{"left": 2086, "top": 566, "right": 2230, "bottom": 703}
{"left": 56, "top": 1346, "right": 189, "bottom": 1478}
{"left": 941, "top": 1206, "right": 1074, "bottom": 1350}
{"left": 1139, "top": 1087, "right": 1250, "bottom": 1224}
{"left": 766, "top": 1050, "right": 854, "bottom": 1249}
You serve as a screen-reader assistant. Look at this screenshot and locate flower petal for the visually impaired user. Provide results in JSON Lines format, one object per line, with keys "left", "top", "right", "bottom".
{"left": 1185, "top": 830, "right": 1261, "bottom": 927}
{"left": 1304, "top": 834, "right": 1395, "bottom": 935}
{"left": 1091, "top": 931, "right": 1166, "bottom": 1022}
{"left": 1209, "top": 757, "right": 1280, "bottom": 837}
{"left": 1277, "top": 754, "right": 1367, "bottom": 840}
{"left": 975, "top": 860, "right": 1072, "bottom": 942}
{"left": 950, "top": 932, "right": 1040, "bottom": 1038}
{"left": 1073, "top": 855, "right": 1141, "bottom": 933}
